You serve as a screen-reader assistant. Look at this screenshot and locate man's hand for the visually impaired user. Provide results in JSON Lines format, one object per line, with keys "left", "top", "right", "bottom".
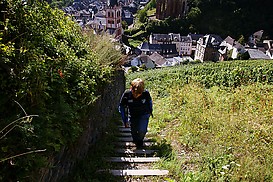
{"left": 124, "top": 122, "right": 130, "bottom": 128}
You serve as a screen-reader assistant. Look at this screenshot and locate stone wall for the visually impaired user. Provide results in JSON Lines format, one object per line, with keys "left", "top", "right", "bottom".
{"left": 39, "top": 70, "right": 125, "bottom": 182}
{"left": 156, "top": 0, "right": 188, "bottom": 20}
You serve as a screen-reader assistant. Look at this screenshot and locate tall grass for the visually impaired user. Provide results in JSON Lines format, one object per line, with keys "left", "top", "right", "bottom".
{"left": 165, "top": 83, "right": 273, "bottom": 181}
{"left": 126, "top": 61, "right": 273, "bottom": 181}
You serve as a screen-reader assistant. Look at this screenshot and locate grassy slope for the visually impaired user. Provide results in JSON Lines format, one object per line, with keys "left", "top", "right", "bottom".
{"left": 126, "top": 60, "right": 273, "bottom": 181}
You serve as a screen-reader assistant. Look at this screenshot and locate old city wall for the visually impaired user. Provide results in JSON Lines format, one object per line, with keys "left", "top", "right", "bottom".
{"left": 38, "top": 70, "right": 125, "bottom": 182}
{"left": 156, "top": 0, "right": 188, "bottom": 20}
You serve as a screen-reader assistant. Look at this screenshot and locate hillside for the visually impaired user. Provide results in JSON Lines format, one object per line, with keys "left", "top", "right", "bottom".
{"left": 125, "top": 60, "right": 273, "bottom": 181}
{"left": 186, "top": 0, "right": 273, "bottom": 39}
{"left": 1, "top": 0, "right": 273, "bottom": 181}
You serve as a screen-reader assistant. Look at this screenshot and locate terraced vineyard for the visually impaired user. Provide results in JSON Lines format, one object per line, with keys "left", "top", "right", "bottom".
{"left": 127, "top": 60, "right": 273, "bottom": 92}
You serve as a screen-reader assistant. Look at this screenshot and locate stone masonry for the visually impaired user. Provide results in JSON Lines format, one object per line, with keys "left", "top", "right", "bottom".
{"left": 156, "top": 0, "right": 188, "bottom": 20}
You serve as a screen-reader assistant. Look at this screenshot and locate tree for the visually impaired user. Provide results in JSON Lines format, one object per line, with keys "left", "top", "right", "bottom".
{"left": 238, "top": 51, "right": 250, "bottom": 60}
{"left": 122, "top": 20, "right": 128, "bottom": 30}
{"left": 147, "top": 0, "right": 156, "bottom": 10}
{"left": 186, "top": 7, "right": 201, "bottom": 21}
{"left": 138, "top": 9, "right": 147, "bottom": 23}
{"left": 238, "top": 35, "right": 245, "bottom": 45}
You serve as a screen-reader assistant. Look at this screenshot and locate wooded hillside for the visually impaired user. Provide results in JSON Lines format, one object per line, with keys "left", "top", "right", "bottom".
{"left": 132, "top": 0, "right": 273, "bottom": 41}
{"left": 186, "top": 0, "right": 273, "bottom": 39}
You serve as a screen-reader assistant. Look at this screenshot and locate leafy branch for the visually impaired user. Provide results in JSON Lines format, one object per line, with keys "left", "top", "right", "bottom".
{"left": 0, "top": 115, "right": 38, "bottom": 140}
{"left": 0, "top": 101, "right": 38, "bottom": 139}
{"left": 0, "top": 149, "right": 46, "bottom": 163}
{"left": 0, "top": 101, "right": 45, "bottom": 163}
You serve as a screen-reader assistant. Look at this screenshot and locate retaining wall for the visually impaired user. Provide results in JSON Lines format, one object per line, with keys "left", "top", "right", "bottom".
{"left": 39, "top": 70, "right": 125, "bottom": 181}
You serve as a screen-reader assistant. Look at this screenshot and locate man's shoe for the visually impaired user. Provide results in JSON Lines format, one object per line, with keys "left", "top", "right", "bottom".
{"left": 136, "top": 140, "right": 143, "bottom": 149}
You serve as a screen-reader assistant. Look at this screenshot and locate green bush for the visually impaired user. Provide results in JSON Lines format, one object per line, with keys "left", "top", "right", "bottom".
{"left": 138, "top": 9, "right": 147, "bottom": 23}
{"left": 131, "top": 66, "right": 138, "bottom": 72}
{"left": 0, "top": 0, "right": 122, "bottom": 181}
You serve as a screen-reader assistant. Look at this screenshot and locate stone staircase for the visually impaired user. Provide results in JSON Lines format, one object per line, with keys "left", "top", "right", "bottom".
{"left": 102, "top": 126, "right": 169, "bottom": 178}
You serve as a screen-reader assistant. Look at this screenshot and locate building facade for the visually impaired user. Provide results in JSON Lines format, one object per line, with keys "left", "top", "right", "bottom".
{"left": 194, "top": 34, "right": 223, "bottom": 62}
{"left": 106, "top": 0, "right": 123, "bottom": 39}
{"left": 180, "top": 35, "right": 192, "bottom": 56}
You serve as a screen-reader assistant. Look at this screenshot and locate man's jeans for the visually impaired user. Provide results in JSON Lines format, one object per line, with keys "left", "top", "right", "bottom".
{"left": 129, "top": 114, "right": 150, "bottom": 146}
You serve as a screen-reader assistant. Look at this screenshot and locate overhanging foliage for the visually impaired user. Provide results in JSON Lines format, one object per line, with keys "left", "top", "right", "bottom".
{"left": 0, "top": 0, "right": 122, "bottom": 181}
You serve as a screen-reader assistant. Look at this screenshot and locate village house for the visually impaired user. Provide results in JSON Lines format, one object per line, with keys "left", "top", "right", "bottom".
{"left": 246, "top": 48, "right": 271, "bottom": 60}
{"left": 149, "top": 52, "right": 167, "bottom": 67}
{"left": 180, "top": 35, "right": 192, "bottom": 56}
{"left": 230, "top": 42, "right": 245, "bottom": 60}
{"left": 91, "top": 10, "right": 106, "bottom": 31}
{"left": 149, "top": 33, "right": 173, "bottom": 44}
{"left": 161, "top": 44, "right": 179, "bottom": 58}
{"left": 264, "top": 40, "right": 273, "bottom": 59}
{"left": 131, "top": 54, "right": 156, "bottom": 69}
{"left": 194, "top": 34, "right": 223, "bottom": 62}
{"left": 248, "top": 30, "right": 264, "bottom": 48}
{"left": 173, "top": 56, "right": 193, "bottom": 64}
{"left": 138, "top": 42, "right": 161, "bottom": 55}
{"left": 121, "top": 9, "right": 134, "bottom": 26}
{"left": 138, "top": 41, "right": 178, "bottom": 58}
{"left": 119, "top": 0, "right": 134, "bottom": 5}
{"left": 121, "top": 1, "right": 139, "bottom": 14}
{"left": 149, "top": 33, "right": 193, "bottom": 56}
{"left": 222, "top": 36, "right": 235, "bottom": 50}
{"left": 218, "top": 36, "right": 236, "bottom": 61}
{"left": 188, "top": 33, "right": 203, "bottom": 57}
{"left": 164, "top": 58, "right": 180, "bottom": 66}
{"left": 170, "top": 33, "right": 181, "bottom": 54}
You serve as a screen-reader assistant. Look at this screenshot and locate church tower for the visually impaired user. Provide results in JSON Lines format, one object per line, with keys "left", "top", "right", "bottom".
{"left": 106, "top": 0, "right": 123, "bottom": 39}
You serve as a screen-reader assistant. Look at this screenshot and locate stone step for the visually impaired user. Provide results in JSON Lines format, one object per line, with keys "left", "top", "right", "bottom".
{"left": 98, "top": 124, "right": 169, "bottom": 178}
{"left": 106, "top": 157, "right": 160, "bottom": 163}
{"left": 115, "top": 141, "right": 155, "bottom": 147}
{"left": 116, "top": 132, "right": 152, "bottom": 137}
{"left": 118, "top": 127, "right": 131, "bottom": 132}
{"left": 116, "top": 132, "right": 132, "bottom": 137}
{"left": 118, "top": 127, "right": 150, "bottom": 133}
{"left": 116, "top": 137, "right": 152, "bottom": 142}
{"left": 115, "top": 149, "right": 158, "bottom": 155}
{"left": 109, "top": 169, "right": 169, "bottom": 176}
